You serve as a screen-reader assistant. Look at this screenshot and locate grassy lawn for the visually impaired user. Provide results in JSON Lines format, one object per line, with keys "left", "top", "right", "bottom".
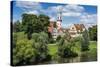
{"left": 48, "top": 44, "right": 58, "bottom": 56}
{"left": 88, "top": 41, "right": 97, "bottom": 57}
{"left": 48, "top": 41, "right": 97, "bottom": 56}
{"left": 89, "top": 41, "right": 97, "bottom": 49}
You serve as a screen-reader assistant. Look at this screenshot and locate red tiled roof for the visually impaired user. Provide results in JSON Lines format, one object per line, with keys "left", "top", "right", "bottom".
{"left": 74, "top": 24, "right": 85, "bottom": 31}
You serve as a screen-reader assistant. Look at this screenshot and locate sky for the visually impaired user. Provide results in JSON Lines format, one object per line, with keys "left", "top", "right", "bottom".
{"left": 12, "top": 1, "right": 97, "bottom": 28}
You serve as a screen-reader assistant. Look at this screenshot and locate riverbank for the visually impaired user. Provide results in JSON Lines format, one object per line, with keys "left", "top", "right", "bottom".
{"left": 48, "top": 41, "right": 97, "bottom": 63}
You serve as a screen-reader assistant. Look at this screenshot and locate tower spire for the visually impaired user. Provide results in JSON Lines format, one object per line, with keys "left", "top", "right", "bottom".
{"left": 57, "top": 8, "right": 62, "bottom": 22}
{"left": 56, "top": 7, "right": 62, "bottom": 31}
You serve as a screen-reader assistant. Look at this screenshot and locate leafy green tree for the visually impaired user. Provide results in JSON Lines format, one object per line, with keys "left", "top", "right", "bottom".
{"left": 13, "top": 20, "right": 22, "bottom": 32}
{"left": 57, "top": 31, "right": 78, "bottom": 58}
{"left": 22, "top": 14, "right": 38, "bottom": 39}
{"left": 12, "top": 32, "right": 35, "bottom": 65}
{"left": 38, "top": 14, "right": 50, "bottom": 32}
{"left": 22, "top": 13, "right": 50, "bottom": 39}
{"left": 81, "top": 29, "right": 90, "bottom": 51}
{"left": 13, "top": 39, "right": 35, "bottom": 65}
{"left": 88, "top": 25, "right": 97, "bottom": 41}
{"left": 56, "top": 35, "right": 61, "bottom": 42}
{"left": 32, "top": 32, "right": 51, "bottom": 62}
{"left": 12, "top": 33, "right": 17, "bottom": 48}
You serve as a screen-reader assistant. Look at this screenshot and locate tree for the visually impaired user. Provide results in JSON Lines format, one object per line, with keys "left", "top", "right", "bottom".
{"left": 57, "top": 31, "right": 78, "bottom": 58}
{"left": 13, "top": 20, "right": 22, "bottom": 32}
{"left": 81, "top": 29, "right": 90, "bottom": 51}
{"left": 22, "top": 13, "right": 38, "bottom": 39}
{"left": 88, "top": 25, "right": 97, "bottom": 41}
{"left": 26, "top": 23, "right": 33, "bottom": 39}
{"left": 13, "top": 39, "right": 35, "bottom": 65}
{"left": 56, "top": 35, "right": 61, "bottom": 42}
{"left": 38, "top": 14, "right": 50, "bottom": 32}
{"left": 32, "top": 32, "right": 51, "bottom": 62}
{"left": 21, "top": 13, "right": 50, "bottom": 39}
{"left": 12, "top": 33, "right": 17, "bottom": 48}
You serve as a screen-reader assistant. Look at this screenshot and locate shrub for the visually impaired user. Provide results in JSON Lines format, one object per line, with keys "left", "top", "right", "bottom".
{"left": 56, "top": 35, "right": 61, "bottom": 42}
{"left": 13, "top": 39, "right": 35, "bottom": 65}
{"left": 32, "top": 32, "right": 51, "bottom": 62}
{"left": 81, "top": 30, "right": 90, "bottom": 51}
{"left": 57, "top": 34, "right": 78, "bottom": 58}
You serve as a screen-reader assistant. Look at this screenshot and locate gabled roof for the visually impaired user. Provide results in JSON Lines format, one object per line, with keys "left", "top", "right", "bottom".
{"left": 74, "top": 24, "right": 85, "bottom": 31}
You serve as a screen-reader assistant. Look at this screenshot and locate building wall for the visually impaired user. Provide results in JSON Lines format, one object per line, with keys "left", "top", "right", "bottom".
{"left": 68, "top": 24, "right": 85, "bottom": 38}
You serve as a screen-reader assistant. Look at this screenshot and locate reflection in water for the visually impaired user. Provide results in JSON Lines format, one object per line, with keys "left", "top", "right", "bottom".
{"left": 38, "top": 51, "right": 97, "bottom": 64}
{"left": 80, "top": 51, "right": 97, "bottom": 62}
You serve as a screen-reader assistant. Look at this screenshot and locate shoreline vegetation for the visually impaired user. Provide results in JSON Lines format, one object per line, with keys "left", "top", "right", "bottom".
{"left": 12, "top": 31, "right": 97, "bottom": 66}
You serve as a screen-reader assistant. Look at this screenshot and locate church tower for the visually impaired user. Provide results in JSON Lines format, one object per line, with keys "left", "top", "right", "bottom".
{"left": 56, "top": 8, "right": 62, "bottom": 32}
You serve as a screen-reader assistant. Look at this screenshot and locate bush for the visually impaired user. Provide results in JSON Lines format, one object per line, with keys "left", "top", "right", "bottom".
{"left": 56, "top": 35, "right": 61, "bottom": 41}
{"left": 81, "top": 30, "right": 90, "bottom": 51}
{"left": 13, "top": 39, "right": 35, "bottom": 65}
{"left": 32, "top": 32, "right": 51, "bottom": 62}
{"left": 88, "top": 25, "right": 97, "bottom": 41}
{"left": 57, "top": 34, "right": 78, "bottom": 58}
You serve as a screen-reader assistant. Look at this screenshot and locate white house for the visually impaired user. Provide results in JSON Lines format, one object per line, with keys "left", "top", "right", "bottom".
{"left": 68, "top": 24, "right": 86, "bottom": 37}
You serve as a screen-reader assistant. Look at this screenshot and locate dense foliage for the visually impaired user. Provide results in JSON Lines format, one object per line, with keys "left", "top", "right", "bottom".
{"left": 13, "top": 20, "right": 22, "bottom": 32}
{"left": 32, "top": 32, "right": 51, "bottom": 62}
{"left": 88, "top": 25, "right": 97, "bottom": 41}
{"left": 12, "top": 32, "right": 35, "bottom": 65}
{"left": 12, "top": 32, "right": 51, "bottom": 65}
{"left": 22, "top": 14, "right": 50, "bottom": 39}
{"left": 81, "top": 29, "right": 90, "bottom": 51}
{"left": 57, "top": 32, "right": 78, "bottom": 58}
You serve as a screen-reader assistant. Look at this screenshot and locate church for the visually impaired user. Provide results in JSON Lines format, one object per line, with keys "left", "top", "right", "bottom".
{"left": 48, "top": 9, "right": 64, "bottom": 40}
{"left": 48, "top": 8, "right": 86, "bottom": 40}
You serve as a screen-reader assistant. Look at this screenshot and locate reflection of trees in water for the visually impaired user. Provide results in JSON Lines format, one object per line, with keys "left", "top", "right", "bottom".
{"left": 57, "top": 57, "right": 81, "bottom": 63}
{"left": 50, "top": 51, "right": 97, "bottom": 63}
{"left": 80, "top": 52, "right": 90, "bottom": 62}
{"left": 80, "top": 51, "right": 97, "bottom": 62}
{"left": 34, "top": 50, "right": 97, "bottom": 64}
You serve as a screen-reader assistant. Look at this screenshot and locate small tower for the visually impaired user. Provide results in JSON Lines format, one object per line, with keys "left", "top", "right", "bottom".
{"left": 56, "top": 8, "right": 62, "bottom": 32}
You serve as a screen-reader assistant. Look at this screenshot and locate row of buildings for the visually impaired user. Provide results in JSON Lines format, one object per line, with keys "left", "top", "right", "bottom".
{"left": 48, "top": 21, "right": 86, "bottom": 40}
{"left": 48, "top": 10, "right": 86, "bottom": 40}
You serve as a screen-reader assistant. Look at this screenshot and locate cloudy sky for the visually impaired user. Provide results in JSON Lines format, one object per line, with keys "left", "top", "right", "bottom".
{"left": 12, "top": 1, "right": 97, "bottom": 28}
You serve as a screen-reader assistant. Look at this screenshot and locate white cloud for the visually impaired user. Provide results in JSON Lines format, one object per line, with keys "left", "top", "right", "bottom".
{"left": 25, "top": 10, "right": 39, "bottom": 15}
{"left": 50, "top": 17, "right": 56, "bottom": 21}
{"left": 80, "top": 13, "right": 97, "bottom": 28}
{"left": 80, "top": 13, "right": 97, "bottom": 24}
{"left": 62, "top": 5, "right": 85, "bottom": 17}
{"left": 63, "top": 4, "right": 85, "bottom": 12}
{"left": 15, "top": 2, "right": 86, "bottom": 18}
{"left": 41, "top": 5, "right": 63, "bottom": 17}
{"left": 44, "top": 4, "right": 85, "bottom": 17}
{"left": 63, "top": 12, "right": 81, "bottom": 17}
{"left": 16, "top": 1, "right": 42, "bottom": 12}
{"left": 63, "top": 23, "right": 73, "bottom": 28}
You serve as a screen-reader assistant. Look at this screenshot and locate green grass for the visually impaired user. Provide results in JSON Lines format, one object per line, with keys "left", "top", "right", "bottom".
{"left": 89, "top": 41, "right": 97, "bottom": 49}
{"left": 13, "top": 32, "right": 27, "bottom": 40}
{"left": 48, "top": 41, "right": 97, "bottom": 56}
{"left": 89, "top": 41, "right": 97, "bottom": 57}
{"left": 48, "top": 44, "right": 58, "bottom": 56}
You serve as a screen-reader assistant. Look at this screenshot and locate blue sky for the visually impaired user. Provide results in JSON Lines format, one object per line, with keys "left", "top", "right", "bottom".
{"left": 12, "top": 1, "right": 97, "bottom": 28}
